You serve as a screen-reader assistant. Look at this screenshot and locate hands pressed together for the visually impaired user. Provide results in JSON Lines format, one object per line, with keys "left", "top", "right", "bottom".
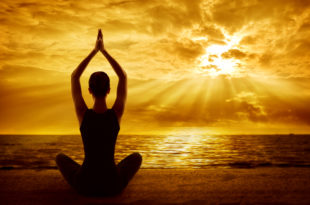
{"left": 94, "top": 29, "right": 105, "bottom": 53}
{"left": 72, "top": 28, "right": 124, "bottom": 81}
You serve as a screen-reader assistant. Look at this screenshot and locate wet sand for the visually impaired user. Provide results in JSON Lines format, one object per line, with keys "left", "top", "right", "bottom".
{"left": 1, "top": 168, "right": 310, "bottom": 204}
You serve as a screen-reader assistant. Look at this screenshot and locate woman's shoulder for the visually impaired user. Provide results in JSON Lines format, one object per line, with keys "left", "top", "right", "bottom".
{"left": 79, "top": 108, "right": 91, "bottom": 130}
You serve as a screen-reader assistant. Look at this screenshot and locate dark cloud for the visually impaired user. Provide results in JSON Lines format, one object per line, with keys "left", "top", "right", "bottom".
{"left": 290, "top": 40, "right": 310, "bottom": 57}
{"left": 201, "top": 64, "right": 220, "bottom": 71}
{"left": 170, "top": 39, "right": 205, "bottom": 61}
{"left": 221, "top": 49, "right": 247, "bottom": 59}
{"left": 225, "top": 94, "right": 268, "bottom": 122}
{"left": 298, "top": 19, "right": 310, "bottom": 33}
{"left": 258, "top": 53, "right": 273, "bottom": 66}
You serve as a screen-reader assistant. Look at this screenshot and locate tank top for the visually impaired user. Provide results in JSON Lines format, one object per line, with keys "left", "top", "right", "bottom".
{"left": 76, "top": 108, "right": 121, "bottom": 195}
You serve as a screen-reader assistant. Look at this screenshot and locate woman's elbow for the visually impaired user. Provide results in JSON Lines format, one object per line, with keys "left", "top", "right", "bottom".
{"left": 119, "top": 71, "right": 127, "bottom": 80}
{"left": 71, "top": 71, "right": 79, "bottom": 80}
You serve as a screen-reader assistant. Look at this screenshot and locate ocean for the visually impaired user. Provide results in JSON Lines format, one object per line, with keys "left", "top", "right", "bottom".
{"left": 1, "top": 134, "right": 310, "bottom": 169}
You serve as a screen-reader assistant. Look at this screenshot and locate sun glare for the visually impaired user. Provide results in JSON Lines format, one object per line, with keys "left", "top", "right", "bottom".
{"left": 195, "top": 35, "right": 242, "bottom": 77}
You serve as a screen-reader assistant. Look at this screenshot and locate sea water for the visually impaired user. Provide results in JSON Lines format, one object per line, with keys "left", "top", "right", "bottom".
{"left": 1, "top": 134, "right": 310, "bottom": 169}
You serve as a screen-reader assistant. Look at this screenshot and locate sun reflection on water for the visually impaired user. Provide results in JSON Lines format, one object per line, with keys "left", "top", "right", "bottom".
{"left": 1, "top": 135, "right": 310, "bottom": 169}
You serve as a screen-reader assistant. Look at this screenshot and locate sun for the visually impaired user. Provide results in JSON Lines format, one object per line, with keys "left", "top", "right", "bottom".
{"left": 195, "top": 35, "right": 242, "bottom": 77}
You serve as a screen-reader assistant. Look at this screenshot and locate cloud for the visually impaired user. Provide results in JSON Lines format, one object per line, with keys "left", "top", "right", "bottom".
{"left": 167, "top": 38, "right": 206, "bottom": 61}
{"left": 221, "top": 49, "right": 247, "bottom": 59}
{"left": 240, "top": 36, "right": 256, "bottom": 45}
{"left": 192, "top": 25, "right": 225, "bottom": 41}
{"left": 1, "top": 0, "right": 310, "bottom": 134}
{"left": 258, "top": 53, "right": 273, "bottom": 67}
{"left": 2, "top": 0, "right": 310, "bottom": 78}
{"left": 210, "top": 0, "right": 310, "bottom": 33}
{"left": 225, "top": 92, "right": 267, "bottom": 122}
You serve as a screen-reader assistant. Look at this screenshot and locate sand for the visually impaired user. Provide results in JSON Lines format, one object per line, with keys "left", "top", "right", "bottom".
{"left": 1, "top": 168, "right": 310, "bottom": 204}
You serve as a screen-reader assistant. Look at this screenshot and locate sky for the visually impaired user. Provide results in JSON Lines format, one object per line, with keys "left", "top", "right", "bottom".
{"left": 1, "top": 0, "right": 310, "bottom": 135}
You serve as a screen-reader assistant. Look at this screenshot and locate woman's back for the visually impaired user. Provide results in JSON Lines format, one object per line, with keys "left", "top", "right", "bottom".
{"left": 75, "top": 108, "right": 121, "bottom": 195}
{"left": 80, "top": 108, "right": 119, "bottom": 169}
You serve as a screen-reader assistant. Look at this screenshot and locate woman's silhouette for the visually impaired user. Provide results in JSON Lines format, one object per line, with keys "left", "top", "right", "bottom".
{"left": 55, "top": 29, "right": 142, "bottom": 196}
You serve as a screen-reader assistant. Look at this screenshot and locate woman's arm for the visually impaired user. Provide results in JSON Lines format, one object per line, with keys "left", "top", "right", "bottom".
{"left": 71, "top": 32, "right": 101, "bottom": 125}
{"left": 71, "top": 49, "right": 97, "bottom": 79}
{"left": 98, "top": 31, "right": 127, "bottom": 122}
{"left": 102, "top": 50, "right": 127, "bottom": 122}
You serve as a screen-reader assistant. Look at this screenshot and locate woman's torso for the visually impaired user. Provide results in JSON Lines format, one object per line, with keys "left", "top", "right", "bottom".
{"left": 75, "top": 108, "right": 121, "bottom": 195}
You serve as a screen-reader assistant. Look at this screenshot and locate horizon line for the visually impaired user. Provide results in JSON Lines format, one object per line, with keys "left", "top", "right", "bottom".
{"left": 0, "top": 133, "right": 309, "bottom": 136}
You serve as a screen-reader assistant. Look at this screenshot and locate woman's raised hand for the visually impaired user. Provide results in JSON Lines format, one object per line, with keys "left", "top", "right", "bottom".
{"left": 94, "top": 29, "right": 104, "bottom": 52}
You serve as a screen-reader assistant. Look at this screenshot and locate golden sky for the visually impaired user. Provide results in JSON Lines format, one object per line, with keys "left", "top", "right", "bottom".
{"left": 1, "top": 0, "right": 310, "bottom": 134}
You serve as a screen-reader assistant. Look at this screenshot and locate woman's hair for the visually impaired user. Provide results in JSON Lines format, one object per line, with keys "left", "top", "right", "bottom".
{"left": 88, "top": 71, "right": 110, "bottom": 97}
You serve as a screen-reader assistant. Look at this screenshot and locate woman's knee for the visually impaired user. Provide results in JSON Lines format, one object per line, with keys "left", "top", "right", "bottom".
{"left": 55, "top": 153, "right": 66, "bottom": 166}
{"left": 132, "top": 152, "right": 142, "bottom": 165}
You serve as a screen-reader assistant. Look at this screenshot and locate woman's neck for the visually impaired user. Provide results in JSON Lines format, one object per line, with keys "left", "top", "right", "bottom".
{"left": 92, "top": 97, "right": 108, "bottom": 113}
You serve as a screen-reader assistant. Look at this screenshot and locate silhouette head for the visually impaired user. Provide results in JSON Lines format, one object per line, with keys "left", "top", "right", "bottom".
{"left": 88, "top": 71, "right": 110, "bottom": 98}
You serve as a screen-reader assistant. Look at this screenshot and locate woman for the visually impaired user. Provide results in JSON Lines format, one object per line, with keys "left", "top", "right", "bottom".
{"left": 56, "top": 29, "right": 142, "bottom": 196}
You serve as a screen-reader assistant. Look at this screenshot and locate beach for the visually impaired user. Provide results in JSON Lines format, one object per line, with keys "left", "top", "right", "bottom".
{"left": 1, "top": 168, "right": 310, "bottom": 204}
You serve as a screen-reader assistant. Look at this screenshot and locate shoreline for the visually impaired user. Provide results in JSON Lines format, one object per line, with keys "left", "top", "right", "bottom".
{"left": 2, "top": 162, "right": 310, "bottom": 170}
{"left": 1, "top": 168, "right": 310, "bottom": 204}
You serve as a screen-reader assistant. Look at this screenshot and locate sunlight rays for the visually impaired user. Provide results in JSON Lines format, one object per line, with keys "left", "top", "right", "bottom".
{"left": 123, "top": 72, "right": 305, "bottom": 134}
{"left": 154, "top": 79, "right": 194, "bottom": 108}
{"left": 194, "top": 33, "right": 244, "bottom": 77}
{"left": 187, "top": 78, "right": 211, "bottom": 118}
